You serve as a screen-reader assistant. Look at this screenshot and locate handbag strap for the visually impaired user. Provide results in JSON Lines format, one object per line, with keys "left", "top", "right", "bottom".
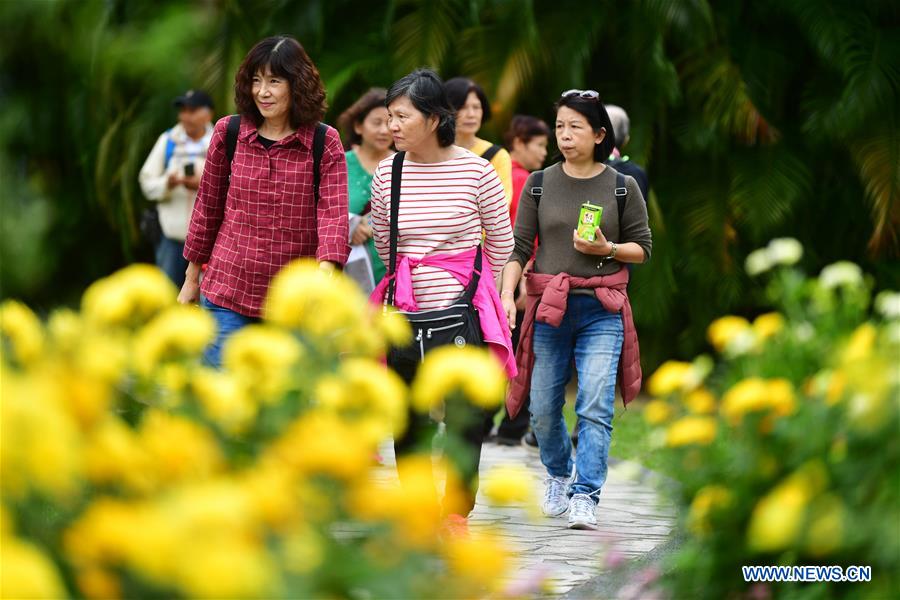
{"left": 387, "top": 150, "right": 483, "bottom": 307}
{"left": 387, "top": 151, "right": 405, "bottom": 306}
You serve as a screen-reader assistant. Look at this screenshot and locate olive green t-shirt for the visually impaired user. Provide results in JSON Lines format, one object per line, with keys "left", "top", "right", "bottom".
{"left": 508, "top": 162, "right": 652, "bottom": 277}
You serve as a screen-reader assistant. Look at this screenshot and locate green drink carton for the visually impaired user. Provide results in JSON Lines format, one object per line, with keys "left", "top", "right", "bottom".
{"left": 577, "top": 203, "right": 603, "bottom": 241}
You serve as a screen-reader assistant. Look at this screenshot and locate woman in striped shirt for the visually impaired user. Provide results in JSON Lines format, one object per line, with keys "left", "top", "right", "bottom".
{"left": 369, "top": 69, "right": 514, "bottom": 529}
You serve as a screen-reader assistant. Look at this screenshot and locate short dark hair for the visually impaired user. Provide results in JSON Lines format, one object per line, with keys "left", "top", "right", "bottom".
{"left": 444, "top": 77, "right": 492, "bottom": 122}
{"left": 234, "top": 36, "right": 326, "bottom": 129}
{"left": 554, "top": 93, "right": 616, "bottom": 162}
{"left": 385, "top": 69, "right": 456, "bottom": 147}
{"left": 503, "top": 114, "right": 550, "bottom": 150}
{"left": 337, "top": 88, "right": 387, "bottom": 150}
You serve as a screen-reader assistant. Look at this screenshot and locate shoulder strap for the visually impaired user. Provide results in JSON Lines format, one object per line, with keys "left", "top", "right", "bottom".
{"left": 163, "top": 131, "right": 176, "bottom": 169}
{"left": 530, "top": 170, "right": 544, "bottom": 206}
{"left": 225, "top": 114, "right": 240, "bottom": 165}
{"left": 312, "top": 122, "right": 327, "bottom": 206}
{"left": 615, "top": 170, "right": 627, "bottom": 238}
{"left": 387, "top": 151, "right": 406, "bottom": 305}
{"left": 480, "top": 144, "right": 501, "bottom": 162}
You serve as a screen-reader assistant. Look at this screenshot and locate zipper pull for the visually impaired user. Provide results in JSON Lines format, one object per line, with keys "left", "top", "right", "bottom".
{"left": 415, "top": 329, "right": 423, "bottom": 342}
{"left": 426, "top": 328, "right": 433, "bottom": 339}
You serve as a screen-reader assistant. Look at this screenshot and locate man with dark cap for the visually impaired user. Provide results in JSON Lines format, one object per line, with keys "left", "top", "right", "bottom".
{"left": 139, "top": 89, "right": 214, "bottom": 287}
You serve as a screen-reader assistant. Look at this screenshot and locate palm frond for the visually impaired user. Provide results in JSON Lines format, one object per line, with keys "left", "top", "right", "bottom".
{"left": 851, "top": 130, "right": 900, "bottom": 256}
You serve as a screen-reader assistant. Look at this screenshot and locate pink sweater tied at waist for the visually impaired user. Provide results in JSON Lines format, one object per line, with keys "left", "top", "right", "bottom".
{"left": 506, "top": 269, "right": 641, "bottom": 419}
{"left": 370, "top": 247, "right": 517, "bottom": 378}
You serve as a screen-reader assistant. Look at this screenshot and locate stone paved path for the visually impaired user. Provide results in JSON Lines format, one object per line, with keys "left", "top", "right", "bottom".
{"left": 377, "top": 438, "right": 677, "bottom": 596}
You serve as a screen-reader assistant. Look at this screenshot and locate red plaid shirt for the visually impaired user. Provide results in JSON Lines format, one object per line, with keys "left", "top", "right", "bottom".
{"left": 184, "top": 116, "right": 349, "bottom": 317}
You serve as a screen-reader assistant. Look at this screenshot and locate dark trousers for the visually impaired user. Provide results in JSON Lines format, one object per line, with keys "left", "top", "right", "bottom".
{"left": 392, "top": 356, "right": 491, "bottom": 517}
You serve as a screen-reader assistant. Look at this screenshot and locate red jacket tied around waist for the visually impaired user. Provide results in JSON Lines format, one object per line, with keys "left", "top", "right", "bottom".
{"left": 506, "top": 269, "right": 641, "bottom": 418}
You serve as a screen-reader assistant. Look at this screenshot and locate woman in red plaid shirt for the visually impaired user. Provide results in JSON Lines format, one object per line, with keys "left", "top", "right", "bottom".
{"left": 178, "top": 36, "right": 349, "bottom": 366}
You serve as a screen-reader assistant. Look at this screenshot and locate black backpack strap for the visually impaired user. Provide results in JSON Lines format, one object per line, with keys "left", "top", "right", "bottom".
{"left": 615, "top": 170, "right": 627, "bottom": 239}
{"left": 480, "top": 144, "right": 501, "bottom": 162}
{"left": 530, "top": 170, "right": 544, "bottom": 206}
{"left": 312, "top": 122, "right": 327, "bottom": 206}
{"left": 461, "top": 245, "right": 483, "bottom": 303}
{"left": 225, "top": 114, "right": 240, "bottom": 165}
{"left": 387, "top": 151, "right": 406, "bottom": 306}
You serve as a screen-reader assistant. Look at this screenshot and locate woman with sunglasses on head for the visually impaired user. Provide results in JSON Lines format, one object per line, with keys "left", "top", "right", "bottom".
{"left": 369, "top": 69, "right": 515, "bottom": 533}
{"left": 500, "top": 89, "right": 651, "bottom": 530}
{"left": 445, "top": 77, "right": 514, "bottom": 205}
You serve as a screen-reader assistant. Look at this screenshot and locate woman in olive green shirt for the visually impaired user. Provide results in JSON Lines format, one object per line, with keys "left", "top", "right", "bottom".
{"left": 338, "top": 88, "right": 393, "bottom": 290}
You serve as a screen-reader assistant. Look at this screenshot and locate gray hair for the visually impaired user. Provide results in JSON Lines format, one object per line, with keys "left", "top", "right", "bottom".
{"left": 604, "top": 104, "right": 630, "bottom": 148}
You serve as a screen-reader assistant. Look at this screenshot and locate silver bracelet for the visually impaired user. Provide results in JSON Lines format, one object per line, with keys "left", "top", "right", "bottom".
{"left": 607, "top": 242, "right": 618, "bottom": 260}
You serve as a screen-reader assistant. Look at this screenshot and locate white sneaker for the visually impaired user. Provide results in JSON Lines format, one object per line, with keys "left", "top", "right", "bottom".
{"left": 541, "top": 475, "right": 570, "bottom": 516}
{"left": 567, "top": 493, "right": 598, "bottom": 530}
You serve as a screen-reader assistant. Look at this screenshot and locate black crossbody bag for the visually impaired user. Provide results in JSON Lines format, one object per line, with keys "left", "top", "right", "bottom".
{"left": 385, "top": 151, "right": 484, "bottom": 366}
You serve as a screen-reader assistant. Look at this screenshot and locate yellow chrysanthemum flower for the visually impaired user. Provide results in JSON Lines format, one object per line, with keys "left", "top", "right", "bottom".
{"left": 747, "top": 481, "right": 808, "bottom": 552}
{"left": 222, "top": 324, "right": 303, "bottom": 402}
{"left": 191, "top": 368, "right": 257, "bottom": 435}
{"left": 481, "top": 465, "right": 534, "bottom": 506}
{"left": 83, "top": 416, "right": 154, "bottom": 494}
{"left": 767, "top": 378, "right": 796, "bottom": 417}
{"left": 264, "top": 259, "right": 368, "bottom": 336}
{"left": 707, "top": 315, "right": 752, "bottom": 352}
{"left": 684, "top": 388, "right": 717, "bottom": 415}
{"left": 82, "top": 264, "right": 176, "bottom": 328}
{"left": 378, "top": 307, "right": 412, "bottom": 348}
{"left": 411, "top": 346, "right": 507, "bottom": 412}
{"left": 132, "top": 305, "right": 215, "bottom": 376}
{"left": 1, "top": 372, "right": 84, "bottom": 501}
{"left": 747, "top": 461, "right": 828, "bottom": 553}
{"left": 688, "top": 485, "right": 734, "bottom": 536}
{"left": 720, "top": 378, "right": 769, "bottom": 424}
{"left": 139, "top": 410, "right": 224, "bottom": 485}
{"left": 646, "top": 361, "right": 693, "bottom": 396}
{"left": 0, "top": 536, "right": 69, "bottom": 599}
{"left": 804, "top": 494, "right": 845, "bottom": 557}
{"left": 642, "top": 399, "right": 673, "bottom": 425}
{"left": 268, "top": 411, "right": 373, "bottom": 480}
{"left": 843, "top": 323, "right": 877, "bottom": 363}
{"left": 348, "top": 455, "right": 460, "bottom": 548}
{"left": 752, "top": 312, "right": 785, "bottom": 341}
{"left": 0, "top": 300, "right": 44, "bottom": 366}
{"left": 665, "top": 416, "right": 717, "bottom": 447}
{"left": 315, "top": 358, "right": 408, "bottom": 440}
{"left": 443, "top": 530, "right": 510, "bottom": 590}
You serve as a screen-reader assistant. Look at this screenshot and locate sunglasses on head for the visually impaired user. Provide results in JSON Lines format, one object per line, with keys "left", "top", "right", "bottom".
{"left": 561, "top": 89, "right": 600, "bottom": 100}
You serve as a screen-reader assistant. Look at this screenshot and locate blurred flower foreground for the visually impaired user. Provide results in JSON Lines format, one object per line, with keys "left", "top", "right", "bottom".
{"left": 642, "top": 239, "right": 900, "bottom": 600}
{"left": 0, "top": 260, "right": 519, "bottom": 599}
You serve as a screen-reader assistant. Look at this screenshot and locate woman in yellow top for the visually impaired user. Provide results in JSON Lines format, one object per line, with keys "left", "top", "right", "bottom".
{"left": 445, "top": 77, "right": 513, "bottom": 205}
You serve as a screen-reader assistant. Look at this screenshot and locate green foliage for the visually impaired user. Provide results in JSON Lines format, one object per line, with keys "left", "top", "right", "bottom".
{"left": 639, "top": 251, "right": 900, "bottom": 599}
{"left": 1, "top": 0, "right": 898, "bottom": 366}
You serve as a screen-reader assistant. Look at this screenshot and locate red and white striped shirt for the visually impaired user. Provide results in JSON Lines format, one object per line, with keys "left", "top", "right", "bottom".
{"left": 370, "top": 152, "right": 514, "bottom": 310}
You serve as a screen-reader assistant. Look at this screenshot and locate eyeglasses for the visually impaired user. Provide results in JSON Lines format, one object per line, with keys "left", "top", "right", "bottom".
{"left": 561, "top": 89, "right": 600, "bottom": 100}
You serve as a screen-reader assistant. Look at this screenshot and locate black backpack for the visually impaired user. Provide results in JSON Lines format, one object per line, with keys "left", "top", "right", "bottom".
{"left": 223, "top": 115, "right": 328, "bottom": 204}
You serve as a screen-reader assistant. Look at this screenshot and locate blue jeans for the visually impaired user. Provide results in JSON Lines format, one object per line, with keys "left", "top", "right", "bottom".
{"left": 201, "top": 296, "right": 259, "bottom": 368}
{"left": 155, "top": 236, "right": 188, "bottom": 289}
{"left": 529, "top": 294, "right": 623, "bottom": 502}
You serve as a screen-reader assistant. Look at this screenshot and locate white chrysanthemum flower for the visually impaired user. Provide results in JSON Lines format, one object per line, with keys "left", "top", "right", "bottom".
{"left": 819, "top": 261, "right": 863, "bottom": 290}
{"left": 745, "top": 248, "right": 773, "bottom": 276}
{"left": 766, "top": 238, "right": 803, "bottom": 266}
{"left": 874, "top": 291, "right": 900, "bottom": 319}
